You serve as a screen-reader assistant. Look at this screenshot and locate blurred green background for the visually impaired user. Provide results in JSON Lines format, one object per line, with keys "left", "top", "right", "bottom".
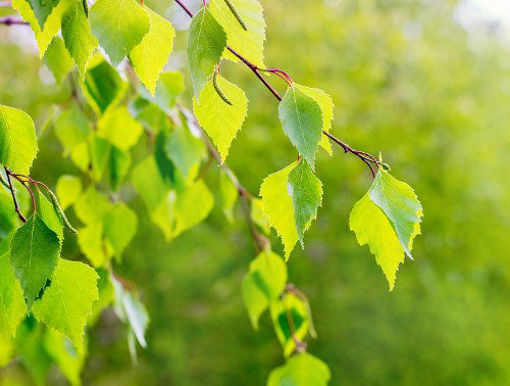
{"left": 1, "top": 0, "right": 510, "bottom": 384}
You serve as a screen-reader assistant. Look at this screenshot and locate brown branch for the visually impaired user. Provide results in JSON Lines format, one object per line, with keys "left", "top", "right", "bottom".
{"left": 4, "top": 167, "right": 27, "bottom": 222}
{"left": 0, "top": 16, "right": 28, "bottom": 25}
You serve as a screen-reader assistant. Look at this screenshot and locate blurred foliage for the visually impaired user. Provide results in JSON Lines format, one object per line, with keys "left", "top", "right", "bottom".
{"left": 1, "top": 0, "right": 510, "bottom": 384}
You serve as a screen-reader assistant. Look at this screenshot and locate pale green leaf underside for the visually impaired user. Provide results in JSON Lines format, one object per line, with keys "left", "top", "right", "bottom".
{"left": 279, "top": 86, "right": 323, "bottom": 168}
{"left": 209, "top": 0, "right": 266, "bottom": 67}
{"left": 33, "top": 259, "right": 98, "bottom": 351}
{"left": 349, "top": 193, "right": 405, "bottom": 291}
{"left": 259, "top": 163, "right": 298, "bottom": 260}
{"left": 130, "top": 7, "right": 175, "bottom": 96}
{"left": 9, "top": 214, "right": 60, "bottom": 306}
{"left": 89, "top": 0, "right": 150, "bottom": 66}
{"left": 187, "top": 7, "right": 227, "bottom": 99}
{"left": 295, "top": 84, "right": 334, "bottom": 155}
{"left": 369, "top": 169, "right": 423, "bottom": 257}
{"left": 61, "top": 0, "right": 99, "bottom": 77}
{"left": 193, "top": 75, "right": 248, "bottom": 162}
{"left": 288, "top": 160, "right": 323, "bottom": 246}
{"left": 0, "top": 104, "right": 38, "bottom": 175}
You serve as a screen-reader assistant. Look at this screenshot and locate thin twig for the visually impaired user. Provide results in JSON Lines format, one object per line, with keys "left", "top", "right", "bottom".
{"left": 0, "top": 16, "right": 28, "bottom": 25}
{"left": 4, "top": 167, "right": 26, "bottom": 223}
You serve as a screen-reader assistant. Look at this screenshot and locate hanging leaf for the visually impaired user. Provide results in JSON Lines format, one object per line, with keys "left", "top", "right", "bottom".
{"left": 44, "top": 37, "right": 74, "bottom": 85}
{"left": 54, "top": 102, "right": 91, "bottom": 156}
{"left": 193, "top": 75, "right": 248, "bottom": 162}
{"left": 130, "top": 7, "right": 175, "bottom": 96}
{"left": 0, "top": 252, "right": 27, "bottom": 337}
{"left": 173, "top": 180, "right": 214, "bottom": 237}
{"left": 9, "top": 214, "right": 61, "bottom": 307}
{"left": 0, "top": 104, "right": 38, "bottom": 175}
{"left": 97, "top": 106, "right": 144, "bottom": 151}
{"left": 89, "top": 0, "right": 150, "bottom": 66}
{"left": 259, "top": 163, "right": 298, "bottom": 260}
{"left": 267, "top": 353, "right": 331, "bottom": 386}
{"left": 103, "top": 203, "right": 138, "bottom": 260}
{"left": 61, "top": 0, "right": 99, "bottom": 77}
{"left": 209, "top": 0, "right": 266, "bottom": 67}
{"left": 56, "top": 175, "right": 82, "bottom": 211}
{"left": 279, "top": 86, "right": 323, "bottom": 168}
{"left": 140, "top": 71, "right": 185, "bottom": 114}
{"left": 27, "top": 0, "right": 61, "bottom": 28}
{"left": 187, "top": 7, "right": 227, "bottom": 99}
{"left": 33, "top": 259, "right": 98, "bottom": 351}
{"left": 288, "top": 159, "right": 323, "bottom": 246}
{"left": 242, "top": 250, "right": 287, "bottom": 329}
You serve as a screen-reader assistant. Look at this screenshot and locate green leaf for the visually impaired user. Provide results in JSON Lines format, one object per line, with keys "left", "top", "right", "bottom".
{"left": 267, "top": 353, "right": 331, "bottom": 386}
{"left": 164, "top": 126, "right": 205, "bottom": 180}
{"left": 0, "top": 189, "right": 16, "bottom": 238}
{"left": 140, "top": 71, "right": 185, "bottom": 114}
{"left": 90, "top": 135, "right": 111, "bottom": 182}
{"left": 130, "top": 7, "right": 175, "bottom": 96}
{"left": 33, "top": 259, "right": 98, "bottom": 351}
{"left": 173, "top": 180, "right": 214, "bottom": 237}
{"left": 54, "top": 102, "right": 91, "bottom": 156}
{"left": 279, "top": 86, "right": 323, "bottom": 168}
{"left": 0, "top": 104, "right": 38, "bottom": 175}
{"left": 97, "top": 106, "right": 143, "bottom": 151}
{"left": 270, "top": 292, "right": 309, "bottom": 357}
{"left": 56, "top": 175, "right": 82, "bottom": 210}
{"left": 74, "top": 187, "right": 113, "bottom": 225}
{"left": 193, "top": 75, "right": 248, "bottom": 162}
{"left": 44, "top": 37, "right": 74, "bottom": 85}
{"left": 27, "top": 0, "right": 60, "bottom": 28}
{"left": 250, "top": 198, "right": 270, "bottom": 234}
{"left": 108, "top": 146, "right": 132, "bottom": 191}
{"left": 113, "top": 277, "right": 149, "bottom": 348}
{"left": 219, "top": 172, "right": 238, "bottom": 223}
{"left": 103, "top": 203, "right": 137, "bottom": 260}
{"left": 242, "top": 250, "right": 287, "bottom": 329}
{"left": 81, "top": 55, "right": 128, "bottom": 115}
{"left": 288, "top": 159, "right": 323, "bottom": 246}
{"left": 61, "top": 0, "right": 99, "bottom": 77}
{"left": 187, "top": 7, "right": 227, "bottom": 99}
{"left": 294, "top": 84, "right": 334, "bottom": 155}
{"left": 44, "top": 329, "right": 86, "bottom": 386}
{"left": 259, "top": 163, "right": 298, "bottom": 260}
{"left": 9, "top": 214, "right": 61, "bottom": 307}
{"left": 131, "top": 156, "right": 168, "bottom": 212}
{"left": 77, "top": 223, "right": 111, "bottom": 267}
{"left": 89, "top": 268, "right": 114, "bottom": 324}
{"left": 349, "top": 193, "right": 404, "bottom": 291}
{"left": 12, "top": 0, "right": 67, "bottom": 57}
{"left": 0, "top": 252, "right": 27, "bottom": 336}
{"left": 89, "top": 0, "right": 150, "bottom": 66}
{"left": 368, "top": 169, "right": 423, "bottom": 257}
{"left": 35, "top": 189, "right": 64, "bottom": 240}
{"left": 209, "top": 0, "right": 266, "bottom": 67}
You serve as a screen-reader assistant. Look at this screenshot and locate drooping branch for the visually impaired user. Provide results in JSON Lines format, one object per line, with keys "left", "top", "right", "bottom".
{"left": 172, "top": 0, "right": 383, "bottom": 176}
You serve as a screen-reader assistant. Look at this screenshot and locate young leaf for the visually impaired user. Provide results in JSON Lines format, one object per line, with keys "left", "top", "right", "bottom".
{"left": 368, "top": 169, "right": 423, "bottom": 257}
{"left": 139, "top": 71, "right": 185, "bottom": 114}
{"left": 130, "top": 7, "right": 175, "bottom": 96}
{"left": 193, "top": 75, "right": 248, "bottom": 162}
{"left": 242, "top": 250, "right": 287, "bottom": 329}
{"left": 267, "top": 353, "right": 331, "bottom": 386}
{"left": 81, "top": 56, "right": 129, "bottom": 115}
{"left": 0, "top": 104, "right": 38, "bottom": 175}
{"left": 349, "top": 193, "right": 405, "bottom": 291}
{"left": 61, "top": 0, "right": 99, "bottom": 77}
{"left": 44, "top": 37, "right": 74, "bottom": 85}
{"left": 97, "top": 106, "right": 143, "bottom": 151}
{"left": 279, "top": 86, "right": 323, "bottom": 168}
{"left": 164, "top": 126, "right": 205, "bottom": 180}
{"left": 259, "top": 163, "right": 298, "bottom": 260}
{"left": 12, "top": 0, "right": 67, "bottom": 57}
{"left": 109, "top": 146, "right": 132, "bottom": 191}
{"left": 74, "top": 187, "right": 113, "bottom": 226}
{"left": 9, "top": 214, "right": 61, "bottom": 307}
{"left": 187, "top": 7, "right": 227, "bottom": 99}
{"left": 288, "top": 160, "right": 323, "bottom": 246}
{"left": 294, "top": 84, "right": 334, "bottom": 155}
{"left": 32, "top": 259, "right": 99, "bottom": 351}
{"left": 54, "top": 102, "right": 91, "bottom": 156}
{"left": 89, "top": 0, "right": 150, "bottom": 66}
{"left": 56, "top": 175, "right": 82, "bottom": 210}
{"left": 209, "top": 0, "right": 266, "bottom": 67}
{"left": 173, "top": 180, "right": 214, "bottom": 237}
{"left": 77, "top": 223, "right": 111, "bottom": 267}
{"left": 0, "top": 252, "right": 27, "bottom": 336}
{"left": 103, "top": 204, "right": 137, "bottom": 260}
{"left": 270, "top": 292, "right": 309, "bottom": 357}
